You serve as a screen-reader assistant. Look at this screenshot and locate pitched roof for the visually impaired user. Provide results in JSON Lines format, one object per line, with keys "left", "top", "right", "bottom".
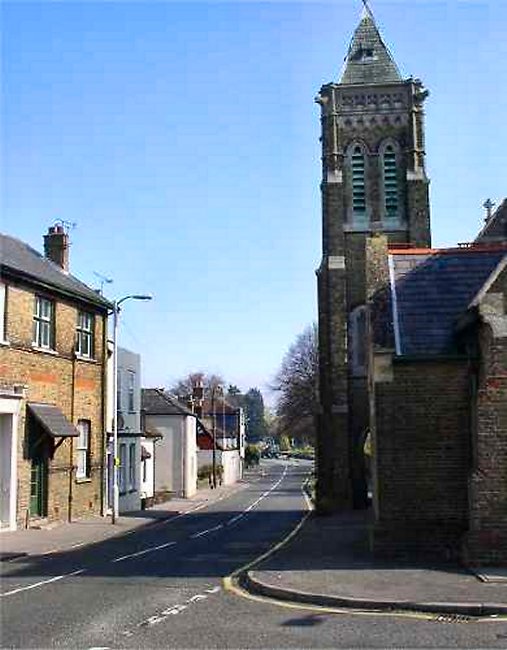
{"left": 388, "top": 247, "right": 507, "bottom": 356}
{"left": 0, "top": 233, "right": 111, "bottom": 310}
{"left": 141, "top": 388, "right": 196, "bottom": 417}
{"left": 475, "top": 198, "right": 507, "bottom": 243}
{"left": 340, "top": 9, "right": 402, "bottom": 85}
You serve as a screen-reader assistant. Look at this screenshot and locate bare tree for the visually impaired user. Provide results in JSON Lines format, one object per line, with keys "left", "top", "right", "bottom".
{"left": 170, "top": 372, "right": 225, "bottom": 400}
{"left": 272, "top": 323, "right": 318, "bottom": 444}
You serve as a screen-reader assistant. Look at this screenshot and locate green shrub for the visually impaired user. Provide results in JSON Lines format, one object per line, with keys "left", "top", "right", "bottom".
{"left": 245, "top": 444, "right": 260, "bottom": 467}
{"left": 197, "top": 463, "right": 223, "bottom": 481}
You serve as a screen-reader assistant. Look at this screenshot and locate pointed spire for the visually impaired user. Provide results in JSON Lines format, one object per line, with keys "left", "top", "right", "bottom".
{"left": 340, "top": 6, "right": 402, "bottom": 85}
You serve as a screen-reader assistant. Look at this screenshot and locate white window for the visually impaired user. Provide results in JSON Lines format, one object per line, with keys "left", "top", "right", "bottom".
{"left": 119, "top": 443, "right": 127, "bottom": 494}
{"left": 127, "top": 371, "right": 135, "bottom": 412}
{"left": 33, "top": 296, "right": 55, "bottom": 349}
{"left": 128, "top": 443, "right": 136, "bottom": 491}
{"left": 76, "top": 311, "right": 94, "bottom": 358}
{"left": 0, "top": 282, "right": 5, "bottom": 342}
{"left": 76, "top": 420, "right": 91, "bottom": 479}
{"left": 117, "top": 370, "right": 122, "bottom": 413}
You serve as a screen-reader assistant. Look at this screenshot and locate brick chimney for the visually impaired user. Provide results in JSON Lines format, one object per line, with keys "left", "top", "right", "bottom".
{"left": 44, "top": 225, "right": 69, "bottom": 272}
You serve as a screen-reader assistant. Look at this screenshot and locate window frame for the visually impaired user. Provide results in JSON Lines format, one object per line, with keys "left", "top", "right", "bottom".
{"left": 346, "top": 142, "right": 369, "bottom": 227}
{"left": 119, "top": 443, "right": 127, "bottom": 495}
{"left": 76, "top": 310, "right": 94, "bottom": 359}
{"left": 128, "top": 443, "right": 136, "bottom": 492}
{"left": 117, "top": 369, "right": 122, "bottom": 413}
{"left": 76, "top": 419, "right": 91, "bottom": 480}
{"left": 379, "top": 140, "right": 403, "bottom": 224}
{"left": 127, "top": 370, "right": 136, "bottom": 413}
{"left": 33, "top": 295, "right": 55, "bottom": 350}
{"left": 0, "top": 282, "right": 6, "bottom": 342}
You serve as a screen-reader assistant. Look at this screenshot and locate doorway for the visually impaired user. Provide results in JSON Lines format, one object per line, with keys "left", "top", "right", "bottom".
{"left": 0, "top": 414, "right": 13, "bottom": 528}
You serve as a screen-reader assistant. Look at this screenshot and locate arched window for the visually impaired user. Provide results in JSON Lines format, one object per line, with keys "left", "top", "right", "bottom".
{"left": 351, "top": 146, "right": 366, "bottom": 217}
{"left": 383, "top": 145, "right": 398, "bottom": 217}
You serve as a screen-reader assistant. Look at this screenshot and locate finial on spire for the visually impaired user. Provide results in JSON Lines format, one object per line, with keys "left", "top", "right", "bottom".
{"left": 361, "top": 0, "right": 374, "bottom": 19}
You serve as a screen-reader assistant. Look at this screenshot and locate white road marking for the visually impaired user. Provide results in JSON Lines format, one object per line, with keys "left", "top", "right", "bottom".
{"left": 190, "top": 524, "right": 223, "bottom": 539}
{"left": 226, "top": 465, "right": 288, "bottom": 526}
{"left": 130, "top": 586, "right": 221, "bottom": 633}
{"left": 0, "top": 568, "right": 85, "bottom": 598}
{"left": 112, "top": 541, "right": 177, "bottom": 563}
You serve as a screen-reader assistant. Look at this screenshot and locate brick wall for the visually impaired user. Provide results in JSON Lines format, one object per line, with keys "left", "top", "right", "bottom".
{"left": 372, "top": 357, "right": 471, "bottom": 559}
{"left": 0, "top": 280, "right": 107, "bottom": 526}
{"left": 465, "top": 269, "right": 507, "bottom": 564}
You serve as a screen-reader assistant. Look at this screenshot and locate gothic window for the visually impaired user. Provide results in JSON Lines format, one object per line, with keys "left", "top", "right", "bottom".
{"left": 383, "top": 144, "right": 398, "bottom": 218}
{"left": 351, "top": 145, "right": 366, "bottom": 221}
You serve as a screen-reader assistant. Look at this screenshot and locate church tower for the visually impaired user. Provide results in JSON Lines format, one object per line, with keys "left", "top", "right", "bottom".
{"left": 315, "top": 6, "right": 431, "bottom": 512}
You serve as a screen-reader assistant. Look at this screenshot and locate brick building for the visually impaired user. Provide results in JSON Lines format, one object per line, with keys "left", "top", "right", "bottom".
{"left": 315, "top": 7, "right": 507, "bottom": 563}
{"left": 0, "top": 226, "right": 111, "bottom": 529}
{"left": 367, "top": 240, "right": 507, "bottom": 563}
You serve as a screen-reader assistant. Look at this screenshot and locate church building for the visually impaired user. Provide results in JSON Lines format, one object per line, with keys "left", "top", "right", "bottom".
{"left": 315, "top": 7, "right": 507, "bottom": 564}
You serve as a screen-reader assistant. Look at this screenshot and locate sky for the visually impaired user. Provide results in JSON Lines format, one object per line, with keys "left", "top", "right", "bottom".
{"left": 2, "top": 0, "right": 506, "bottom": 399}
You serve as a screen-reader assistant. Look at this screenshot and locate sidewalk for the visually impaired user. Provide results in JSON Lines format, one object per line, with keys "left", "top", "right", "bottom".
{"left": 0, "top": 479, "right": 249, "bottom": 562}
{"left": 242, "top": 510, "right": 507, "bottom": 617}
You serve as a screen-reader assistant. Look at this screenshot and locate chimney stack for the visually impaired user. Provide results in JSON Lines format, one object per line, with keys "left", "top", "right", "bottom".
{"left": 44, "top": 224, "right": 69, "bottom": 272}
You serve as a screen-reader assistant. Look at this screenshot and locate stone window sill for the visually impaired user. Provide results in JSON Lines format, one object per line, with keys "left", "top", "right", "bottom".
{"left": 74, "top": 354, "right": 97, "bottom": 364}
{"left": 75, "top": 477, "right": 92, "bottom": 484}
{"left": 31, "top": 344, "right": 59, "bottom": 356}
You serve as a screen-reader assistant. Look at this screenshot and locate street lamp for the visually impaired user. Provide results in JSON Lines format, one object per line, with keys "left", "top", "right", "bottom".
{"left": 111, "top": 294, "right": 152, "bottom": 524}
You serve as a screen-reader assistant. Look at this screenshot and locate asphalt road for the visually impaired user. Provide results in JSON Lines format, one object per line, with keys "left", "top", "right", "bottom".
{"left": 1, "top": 460, "right": 506, "bottom": 649}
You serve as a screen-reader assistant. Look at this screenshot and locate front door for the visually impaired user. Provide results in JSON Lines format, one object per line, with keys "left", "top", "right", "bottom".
{"left": 30, "top": 457, "right": 48, "bottom": 518}
{"left": 0, "top": 414, "right": 12, "bottom": 527}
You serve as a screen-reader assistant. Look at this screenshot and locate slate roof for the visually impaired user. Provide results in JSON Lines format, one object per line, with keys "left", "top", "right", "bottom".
{"left": 141, "top": 388, "right": 196, "bottom": 417}
{"left": 28, "top": 403, "right": 79, "bottom": 438}
{"left": 340, "top": 9, "right": 402, "bottom": 85}
{"left": 0, "top": 233, "right": 111, "bottom": 310}
{"left": 389, "top": 247, "right": 507, "bottom": 356}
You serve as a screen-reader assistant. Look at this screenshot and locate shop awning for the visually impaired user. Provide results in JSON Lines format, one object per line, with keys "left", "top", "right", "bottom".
{"left": 28, "top": 403, "right": 80, "bottom": 438}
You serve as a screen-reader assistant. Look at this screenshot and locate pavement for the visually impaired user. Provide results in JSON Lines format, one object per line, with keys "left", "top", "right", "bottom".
{"left": 0, "top": 478, "right": 249, "bottom": 562}
{"left": 241, "top": 508, "right": 507, "bottom": 618}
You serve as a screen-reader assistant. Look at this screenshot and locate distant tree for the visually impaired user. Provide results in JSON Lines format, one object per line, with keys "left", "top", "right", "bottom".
{"left": 227, "top": 384, "right": 241, "bottom": 396}
{"left": 170, "top": 372, "right": 225, "bottom": 400}
{"left": 272, "top": 323, "right": 318, "bottom": 444}
{"left": 243, "top": 388, "right": 268, "bottom": 442}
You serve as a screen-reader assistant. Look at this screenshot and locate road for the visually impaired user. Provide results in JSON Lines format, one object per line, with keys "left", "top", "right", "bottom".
{"left": 1, "top": 460, "right": 505, "bottom": 649}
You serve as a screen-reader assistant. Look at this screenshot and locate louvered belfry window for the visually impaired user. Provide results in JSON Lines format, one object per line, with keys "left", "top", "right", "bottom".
{"left": 351, "top": 146, "right": 366, "bottom": 217}
{"left": 383, "top": 145, "right": 398, "bottom": 216}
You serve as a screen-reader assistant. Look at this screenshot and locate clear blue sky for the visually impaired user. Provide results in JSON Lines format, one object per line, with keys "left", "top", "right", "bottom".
{"left": 2, "top": 1, "right": 506, "bottom": 398}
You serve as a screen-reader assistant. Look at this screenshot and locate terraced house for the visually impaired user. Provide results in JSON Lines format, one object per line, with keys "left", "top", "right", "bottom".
{"left": 0, "top": 225, "right": 111, "bottom": 530}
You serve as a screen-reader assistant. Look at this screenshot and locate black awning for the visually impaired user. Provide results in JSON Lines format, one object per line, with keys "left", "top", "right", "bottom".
{"left": 28, "top": 403, "right": 79, "bottom": 438}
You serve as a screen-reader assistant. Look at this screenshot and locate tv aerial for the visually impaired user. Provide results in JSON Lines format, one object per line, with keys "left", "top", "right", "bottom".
{"left": 93, "top": 271, "right": 113, "bottom": 295}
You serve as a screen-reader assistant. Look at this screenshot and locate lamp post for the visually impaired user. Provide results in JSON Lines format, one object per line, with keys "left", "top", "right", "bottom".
{"left": 111, "top": 294, "right": 152, "bottom": 524}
